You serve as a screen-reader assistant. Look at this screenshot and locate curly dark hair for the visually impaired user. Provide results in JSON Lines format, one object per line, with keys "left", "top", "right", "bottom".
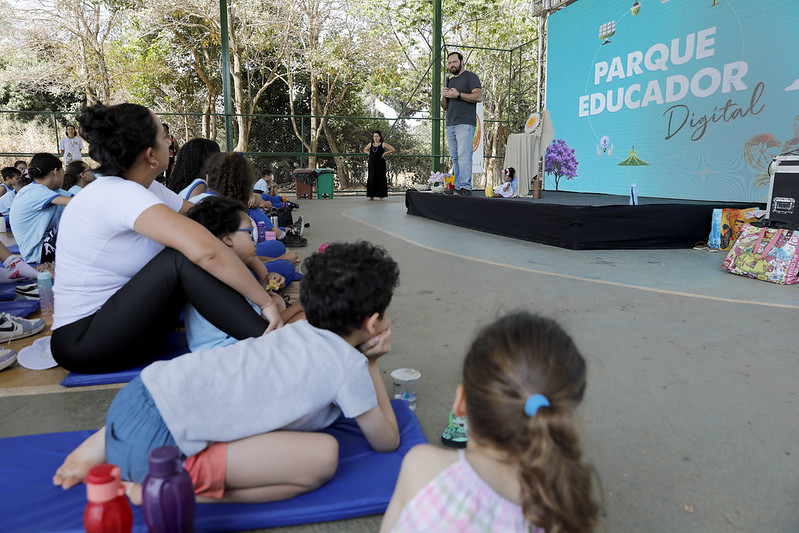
{"left": 205, "top": 152, "right": 255, "bottom": 204}
{"left": 185, "top": 196, "right": 248, "bottom": 239}
{"left": 77, "top": 103, "right": 160, "bottom": 177}
{"left": 300, "top": 241, "right": 400, "bottom": 335}
{"left": 167, "top": 138, "right": 220, "bottom": 193}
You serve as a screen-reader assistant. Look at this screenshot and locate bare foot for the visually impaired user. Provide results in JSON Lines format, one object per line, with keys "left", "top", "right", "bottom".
{"left": 53, "top": 427, "right": 106, "bottom": 489}
{"left": 123, "top": 481, "right": 143, "bottom": 505}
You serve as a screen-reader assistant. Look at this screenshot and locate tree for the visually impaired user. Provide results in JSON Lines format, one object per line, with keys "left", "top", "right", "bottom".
{"left": 544, "top": 138, "right": 578, "bottom": 191}
{"left": 0, "top": 0, "right": 119, "bottom": 105}
{"left": 360, "top": 0, "right": 540, "bottom": 185}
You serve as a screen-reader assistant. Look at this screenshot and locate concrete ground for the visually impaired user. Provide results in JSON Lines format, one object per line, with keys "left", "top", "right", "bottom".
{"left": 1, "top": 194, "right": 797, "bottom": 532}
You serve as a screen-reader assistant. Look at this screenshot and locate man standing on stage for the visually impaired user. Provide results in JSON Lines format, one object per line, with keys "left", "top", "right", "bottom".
{"left": 440, "top": 51, "right": 482, "bottom": 196}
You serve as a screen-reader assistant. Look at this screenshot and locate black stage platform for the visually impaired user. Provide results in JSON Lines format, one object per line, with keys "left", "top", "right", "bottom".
{"left": 405, "top": 189, "right": 764, "bottom": 250}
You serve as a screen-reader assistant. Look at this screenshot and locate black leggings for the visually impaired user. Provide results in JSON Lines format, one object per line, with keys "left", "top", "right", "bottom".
{"left": 52, "top": 248, "right": 267, "bottom": 374}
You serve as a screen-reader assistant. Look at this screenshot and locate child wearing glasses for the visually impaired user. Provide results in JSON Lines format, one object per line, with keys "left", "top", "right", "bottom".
{"left": 54, "top": 241, "right": 400, "bottom": 505}
{"left": 184, "top": 195, "right": 295, "bottom": 351}
{"left": 63, "top": 161, "right": 96, "bottom": 195}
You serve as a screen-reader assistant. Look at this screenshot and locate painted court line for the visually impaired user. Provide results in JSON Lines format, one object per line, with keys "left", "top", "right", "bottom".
{"left": 344, "top": 207, "right": 799, "bottom": 311}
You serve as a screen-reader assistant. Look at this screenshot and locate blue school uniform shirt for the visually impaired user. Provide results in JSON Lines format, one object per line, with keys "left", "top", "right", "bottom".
{"left": 184, "top": 299, "right": 261, "bottom": 351}
{"left": 67, "top": 184, "right": 83, "bottom": 196}
{"left": 0, "top": 189, "right": 15, "bottom": 216}
{"left": 9, "top": 183, "right": 71, "bottom": 262}
{"left": 178, "top": 178, "right": 207, "bottom": 201}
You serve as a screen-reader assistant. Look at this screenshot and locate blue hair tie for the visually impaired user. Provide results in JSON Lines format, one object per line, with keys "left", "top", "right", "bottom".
{"left": 524, "top": 394, "right": 550, "bottom": 417}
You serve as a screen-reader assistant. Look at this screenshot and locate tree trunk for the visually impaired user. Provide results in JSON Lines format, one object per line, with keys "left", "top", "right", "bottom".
{"left": 323, "top": 124, "right": 350, "bottom": 187}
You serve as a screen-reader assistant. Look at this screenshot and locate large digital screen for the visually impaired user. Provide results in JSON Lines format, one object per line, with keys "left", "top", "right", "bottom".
{"left": 546, "top": 0, "right": 799, "bottom": 201}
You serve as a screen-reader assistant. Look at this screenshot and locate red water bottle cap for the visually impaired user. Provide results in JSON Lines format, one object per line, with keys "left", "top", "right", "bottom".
{"left": 85, "top": 464, "right": 126, "bottom": 503}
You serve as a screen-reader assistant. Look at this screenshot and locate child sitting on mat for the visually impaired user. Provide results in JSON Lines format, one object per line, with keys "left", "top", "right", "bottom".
{"left": 54, "top": 241, "right": 401, "bottom": 504}
{"left": 492, "top": 167, "right": 517, "bottom": 198}
{"left": 380, "top": 312, "right": 599, "bottom": 532}
{"left": 183, "top": 195, "right": 297, "bottom": 351}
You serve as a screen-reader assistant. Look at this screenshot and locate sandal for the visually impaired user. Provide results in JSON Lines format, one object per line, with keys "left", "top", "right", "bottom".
{"left": 692, "top": 242, "right": 709, "bottom": 251}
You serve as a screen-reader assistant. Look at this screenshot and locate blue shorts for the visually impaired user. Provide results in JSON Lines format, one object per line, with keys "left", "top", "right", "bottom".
{"left": 105, "top": 375, "right": 178, "bottom": 483}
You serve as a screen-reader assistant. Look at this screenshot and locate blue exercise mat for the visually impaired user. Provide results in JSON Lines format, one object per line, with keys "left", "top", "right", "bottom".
{"left": 0, "top": 400, "right": 425, "bottom": 532}
{"left": 0, "top": 299, "right": 39, "bottom": 317}
{"left": 60, "top": 331, "right": 190, "bottom": 387}
{"left": 0, "top": 280, "right": 35, "bottom": 302}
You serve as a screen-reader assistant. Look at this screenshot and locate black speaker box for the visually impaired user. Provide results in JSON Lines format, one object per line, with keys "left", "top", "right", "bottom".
{"left": 766, "top": 156, "right": 799, "bottom": 229}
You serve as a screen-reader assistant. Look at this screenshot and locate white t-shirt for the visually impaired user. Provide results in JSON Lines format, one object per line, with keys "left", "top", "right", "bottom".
{"left": 59, "top": 136, "right": 84, "bottom": 164}
{"left": 141, "top": 320, "right": 378, "bottom": 456}
{"left": 52, "top": 176, "right": 183, "bottom": 329}
{"left": 8, "top": 182, "right": 70, "bottom": 262}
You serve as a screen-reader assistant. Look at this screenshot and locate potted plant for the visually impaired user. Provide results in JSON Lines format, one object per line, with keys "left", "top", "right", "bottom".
{"left": 428, "top": 172, "right": 446, "bottom": 193}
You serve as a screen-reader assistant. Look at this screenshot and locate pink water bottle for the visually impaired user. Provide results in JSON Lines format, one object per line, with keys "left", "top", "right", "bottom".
{"left": 142, "top": 446, "right": 195, "bottom": 533}
{"left": 83, "top": 464, "right": 133, "bottom": 533}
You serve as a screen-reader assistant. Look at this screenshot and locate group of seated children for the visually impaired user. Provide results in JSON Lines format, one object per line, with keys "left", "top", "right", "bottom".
{"left": 50, "top": 242, "right": 599, "bottom": 531}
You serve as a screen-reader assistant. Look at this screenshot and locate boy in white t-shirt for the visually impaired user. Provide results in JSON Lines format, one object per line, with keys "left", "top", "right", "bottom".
{"left": 54, "top": 241, "right": 401, "bottom": 504}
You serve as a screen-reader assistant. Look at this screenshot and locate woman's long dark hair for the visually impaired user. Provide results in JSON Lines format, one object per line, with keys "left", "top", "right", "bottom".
{"left": 463, "top": 312, "right": 599, "bottom": 533}
{"left": 77, "top": 103, "right": 160, "bottom": 177}
{"left": 167, "top": 138, "right": 221, "bottom": 193}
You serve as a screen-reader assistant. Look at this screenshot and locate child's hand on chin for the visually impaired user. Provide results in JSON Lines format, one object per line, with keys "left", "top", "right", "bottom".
{"left": 359, "top": 320, "right": 392, "bottom": 360}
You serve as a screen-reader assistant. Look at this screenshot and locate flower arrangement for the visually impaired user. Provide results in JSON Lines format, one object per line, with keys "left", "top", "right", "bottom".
{"left": 428, "top": 171, "right": 446, "bottom": 186}
{"left": 544, "top": 139, "right": 579, "bottom": 191}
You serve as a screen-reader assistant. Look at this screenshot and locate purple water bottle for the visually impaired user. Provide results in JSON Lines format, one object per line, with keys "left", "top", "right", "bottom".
{"left": 256, "top": 221, "right": 267, "bottom": 243}
{"left": 142, "top": 446, "right": 195, "bottom": 533}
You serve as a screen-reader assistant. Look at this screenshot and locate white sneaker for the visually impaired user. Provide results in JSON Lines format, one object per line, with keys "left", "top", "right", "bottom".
{"left": 0, "top": 347, "right": 17, "bottom": 371}
{"left": 0, "top": 313, "right": 46, "bottom": 342}
{"left": 14, "top": 283, "right": 39, "bottom": 301}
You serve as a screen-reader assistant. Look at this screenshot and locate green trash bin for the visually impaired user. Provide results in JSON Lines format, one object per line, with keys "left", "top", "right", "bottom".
{"left": 316, "top": 168, "right": 335, "bottom": 199}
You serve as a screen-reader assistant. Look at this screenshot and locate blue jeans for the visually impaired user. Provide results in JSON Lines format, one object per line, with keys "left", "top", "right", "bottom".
{"left": 446, "top": 124, "right": 476, "bottom": 191}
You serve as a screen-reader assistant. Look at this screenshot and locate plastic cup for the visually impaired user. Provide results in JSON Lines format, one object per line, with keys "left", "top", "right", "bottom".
{"left": 391, "top": 368, "right": 421, "bottom": 411}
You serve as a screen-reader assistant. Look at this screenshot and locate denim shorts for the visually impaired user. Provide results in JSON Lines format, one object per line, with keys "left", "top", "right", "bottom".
{"left": 105, "top": 375, "right": 178, "bottom": 483}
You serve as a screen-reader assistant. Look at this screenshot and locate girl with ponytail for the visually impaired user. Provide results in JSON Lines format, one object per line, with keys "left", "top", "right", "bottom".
{"left": 381, "top": 312, "right": 599, "bottom": 533}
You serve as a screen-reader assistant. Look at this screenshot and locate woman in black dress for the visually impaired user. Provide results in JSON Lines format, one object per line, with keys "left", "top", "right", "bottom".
{"left": 363, "top": 130, "right": 396, "bottom": 200}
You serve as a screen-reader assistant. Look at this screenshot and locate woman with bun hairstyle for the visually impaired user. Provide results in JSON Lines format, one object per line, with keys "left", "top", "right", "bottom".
{"left": 51, "top": 103, "right": 283, "bottom": 374}
{"left": 381, "top": 312, "right": 599, "bottom": 533}
{"left": 9, "top": 153, "right": 72, "bottom": 263}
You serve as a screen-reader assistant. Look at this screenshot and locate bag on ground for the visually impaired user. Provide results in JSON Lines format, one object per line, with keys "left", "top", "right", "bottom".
{"left": 721, "top": 223, "right": 799, "bottom": 284}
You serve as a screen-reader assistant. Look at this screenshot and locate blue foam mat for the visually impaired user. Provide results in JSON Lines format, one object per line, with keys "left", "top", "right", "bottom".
{"left": 60, "top": 332, "right": 190, "bottom": 387}
{"left": 0, "top": 400, "right": 426, "bottom": 532}
{"left": 0, "top": 279, "right": 34, "bottom": 302}
{"left": 0, "top": 299, "right": 39, "bottom": 317}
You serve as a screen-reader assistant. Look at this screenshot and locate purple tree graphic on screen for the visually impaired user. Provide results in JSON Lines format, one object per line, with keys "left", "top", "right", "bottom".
{"left": 545, "top": 139, "right": 579, "bottom": 191}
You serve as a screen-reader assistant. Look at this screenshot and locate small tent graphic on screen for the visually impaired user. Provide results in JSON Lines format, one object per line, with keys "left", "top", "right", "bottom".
{"left": 599, "top": 21, "right": 616, "bottom": 44}
{"left": 617, "top": 146, "right": 649, "bottom": 166}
